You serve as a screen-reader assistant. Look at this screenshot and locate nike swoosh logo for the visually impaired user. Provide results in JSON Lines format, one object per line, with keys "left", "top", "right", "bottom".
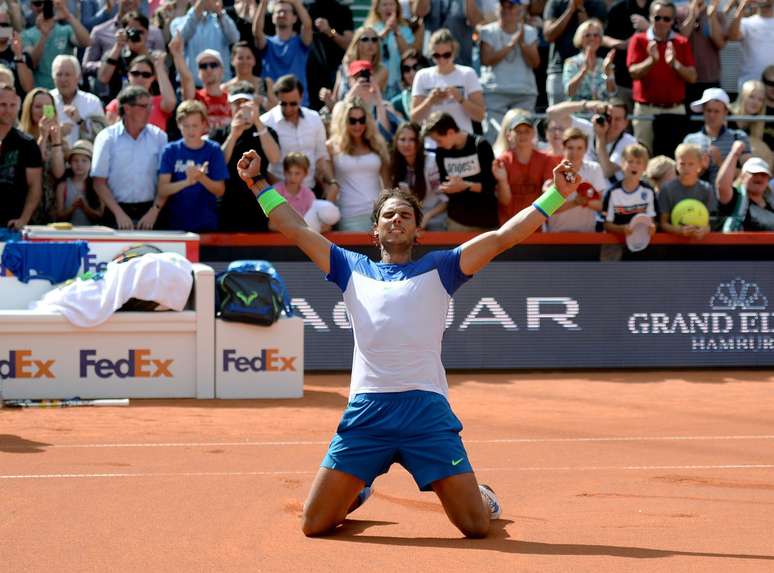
{"left": 452, "top": 458, "right": 464, "bottom": 466}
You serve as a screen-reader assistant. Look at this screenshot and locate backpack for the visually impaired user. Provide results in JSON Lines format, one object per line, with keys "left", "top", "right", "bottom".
{"left": 216, "top": 261, "right": 295, "bottom": 326}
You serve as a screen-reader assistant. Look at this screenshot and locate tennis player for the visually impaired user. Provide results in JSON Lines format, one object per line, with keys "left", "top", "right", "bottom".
{"left": 236, "top": 149, "right": 580, "bottom": 538}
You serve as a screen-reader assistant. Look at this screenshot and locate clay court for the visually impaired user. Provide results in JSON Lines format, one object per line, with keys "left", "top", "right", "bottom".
{"left": 2, "top": 369, "right": 774, "bottom": 572}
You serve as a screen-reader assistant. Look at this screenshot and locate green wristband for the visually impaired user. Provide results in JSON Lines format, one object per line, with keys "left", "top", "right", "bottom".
{"left": 257, "top": 187, "right": 288, "bottom": 216}
{"left": 533, "top": 185, "right": 565, "bottom": 218}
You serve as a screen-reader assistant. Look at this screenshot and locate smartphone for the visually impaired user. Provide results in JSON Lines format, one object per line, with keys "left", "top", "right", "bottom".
{"left": 43, "top": 0, "right": 54, "bottom": 20}
{"left": 43, "top": 104, "right": 55, "bottom": 119}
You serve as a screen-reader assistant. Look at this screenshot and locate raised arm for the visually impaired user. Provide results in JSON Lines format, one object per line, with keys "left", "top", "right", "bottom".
{"left": 169, "top": 31, "right": 196, "bottom": 100}
{"left": 238, "top": 150, "right": 332, "bottom": 273}
{"left": 458, "top": 160, "right": 579, "bottom": 275}
{"left": 716, "top": 140, "right": 745, "bottom": 205}
{"left": 253, "top": 0, "right": 268, "bottom": 50}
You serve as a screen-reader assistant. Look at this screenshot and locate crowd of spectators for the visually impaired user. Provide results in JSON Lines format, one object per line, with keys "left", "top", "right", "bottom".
{"left": 1, "top": 0, "right": 773, "bottom": 236}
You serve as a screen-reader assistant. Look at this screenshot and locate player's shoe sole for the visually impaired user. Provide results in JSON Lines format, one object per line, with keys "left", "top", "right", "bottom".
{"left": 479, "top": 484, "right": 501, "bottom": 520}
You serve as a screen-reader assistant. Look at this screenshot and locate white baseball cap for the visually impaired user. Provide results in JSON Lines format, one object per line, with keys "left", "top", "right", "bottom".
{"left": 690, "top": 87, "right": 731, "bottom": 113}
{"left": 742, "top": 157, "right": 772, "bottom": 177}
{"left": 626, "top": 213, "right": 653, "bottom": 252}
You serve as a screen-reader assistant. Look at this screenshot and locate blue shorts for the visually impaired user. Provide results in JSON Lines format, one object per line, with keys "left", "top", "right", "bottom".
{"left": 321, "top": 390, "right": 474, "bottom": 491}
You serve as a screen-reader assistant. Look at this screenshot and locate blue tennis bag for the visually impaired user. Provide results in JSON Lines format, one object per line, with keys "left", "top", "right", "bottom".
{"left": 215, "top": 260, "right": 295, "bottom": 326}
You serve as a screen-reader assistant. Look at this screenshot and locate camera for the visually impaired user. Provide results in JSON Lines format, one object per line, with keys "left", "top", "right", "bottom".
{"left": 594, "top": 113, "right": 611, "bottom": 126}
{"left": 126, "top": 27, "right": 142, "bottom": 42}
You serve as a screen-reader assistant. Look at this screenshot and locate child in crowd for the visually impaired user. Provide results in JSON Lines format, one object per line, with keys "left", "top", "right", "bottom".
{"left": 658, "top": 143, "right": 715, "bottom": 239}
{"left": 544, "top": 127, "right": 608, "bottom": 232}
{"left": 603, "top": 144, "right": 657, "bottom": 238}
{"left": 157, "top": 101, "right": 228, "bottom": 232}
{"left": 274, "top": 152, "right": 340, "bottom": 232}
{"left": 54, "top": 140, "right": 104, "bottom": 226}
{"left": 644, "top": 155, "right": 676, "bottom": 193}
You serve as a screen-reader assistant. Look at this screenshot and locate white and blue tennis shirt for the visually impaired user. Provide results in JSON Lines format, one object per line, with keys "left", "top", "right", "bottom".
{"left": 326, "top": 244, "right": 471, "bottom": 399}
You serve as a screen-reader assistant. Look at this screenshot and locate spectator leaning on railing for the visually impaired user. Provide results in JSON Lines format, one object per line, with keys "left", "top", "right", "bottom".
{"left": 91, "top": 85, "right": 168, "bottom": 230}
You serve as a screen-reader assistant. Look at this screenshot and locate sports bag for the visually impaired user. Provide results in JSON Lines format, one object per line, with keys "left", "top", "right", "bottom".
{"left": 216, "top": 262, "right": 294, "bottom": 326}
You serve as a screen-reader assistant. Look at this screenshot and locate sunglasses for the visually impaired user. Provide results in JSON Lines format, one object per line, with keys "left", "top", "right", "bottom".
{"left": 0, "top": 22, "right": 12, "bottom": 28}
{"left": 198, "top": 61, "right": 220, "bottom": 70}
{"left": 584, "top": 32, "right": 601, "bottom": 38}
{"left": 763, "top": 77, "right": 774, "bottom": 87}
{"left": 31, "top": 0, "right": 44, "bottom": 5}
{"left": 280, "top": 101, "right": 299, "bottom": 107}
{"left": 653, "top": 15, "right": 673, "bottom": 22}
{"left": 432, "top": 51, "right": 453, "bottom": 60}
{"left": 359, "top": 36, "right": 379, "bottom": 43}
{"left": 129, "top": 70, "right": 153, "bottom": 78}
{"left": 401, "top": 63, "right": 421, "bottom": 73}
{"left": 348, "top": 116, "right": 367, "bottom": 125}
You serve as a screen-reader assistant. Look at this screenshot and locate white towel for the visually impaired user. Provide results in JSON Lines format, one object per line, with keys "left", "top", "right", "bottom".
{"left": 31, "top": 253, "right": 194, "bottom": 327}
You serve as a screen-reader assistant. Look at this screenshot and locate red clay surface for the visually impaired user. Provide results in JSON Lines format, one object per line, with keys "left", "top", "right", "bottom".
{"left": 2, "top": 370, "right": 774, "bottom": 573}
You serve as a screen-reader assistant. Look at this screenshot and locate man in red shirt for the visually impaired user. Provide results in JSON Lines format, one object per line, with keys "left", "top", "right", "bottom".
{"left": 492, "top": 110, "right": 558, "bottom": 224}
{"left": 627, "top": 0, "right": 697, "bottom": 153}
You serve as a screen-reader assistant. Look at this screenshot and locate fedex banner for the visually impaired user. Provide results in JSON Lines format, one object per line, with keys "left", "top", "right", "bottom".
{"left": 263, "top": 261, "right": 774, "bottom": 370}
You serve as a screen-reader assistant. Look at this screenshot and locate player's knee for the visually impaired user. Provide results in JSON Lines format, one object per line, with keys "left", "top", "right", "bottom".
{"left": 301, "top": 510, "right": 335, "bottom": 537}
{"left": 457, "top": 514, "right": 490, "bottom": 539}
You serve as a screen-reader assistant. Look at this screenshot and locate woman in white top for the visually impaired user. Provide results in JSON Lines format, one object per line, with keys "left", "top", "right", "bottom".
{"left": 390, "top": 122, "right": 447, "bottom": 230}
{"left": 326, "top": 100, "right": 391, "bottom": 231}
{"left": 410, "top": 28, "right": 485, "bottom": 135}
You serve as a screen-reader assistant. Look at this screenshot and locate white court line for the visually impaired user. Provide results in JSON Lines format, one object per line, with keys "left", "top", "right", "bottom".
{"left": 15, "top": 434, "right": 774, "bottom": 449}
{"left": 2, "top": 464, "right": 774, "bottom": 480}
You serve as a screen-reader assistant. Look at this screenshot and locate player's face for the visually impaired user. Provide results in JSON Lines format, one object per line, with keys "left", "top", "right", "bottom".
{"left": 622, "top": 156, "right": 646, "bottom": 179}
{"left": 375, "top": 198, "right": 417, "bottom": 247}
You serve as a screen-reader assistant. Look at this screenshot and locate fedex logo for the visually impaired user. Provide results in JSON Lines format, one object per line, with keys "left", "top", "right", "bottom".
{"left": 0, "top": 350, "right": 55, "bottom": 379}
{"left": 84, "top": 253, "right": 108, "bottom": 273}
{"left": 79, "top": 349, "right": 174, "bottom": 379}
{"left": 223, "top": 348, "right": 297, "bottom": 373}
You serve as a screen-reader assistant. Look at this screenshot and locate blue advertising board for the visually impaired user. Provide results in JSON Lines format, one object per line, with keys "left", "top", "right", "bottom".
{"left": 259, "top": 261, "right": 774, "bottom": 370}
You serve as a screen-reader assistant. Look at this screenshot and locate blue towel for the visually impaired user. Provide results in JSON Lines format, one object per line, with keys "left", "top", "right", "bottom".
{"left": 0, "top": 229, "right": 21, "bottom": 242}
{"left": 1, "top": 241, "right": 89, "bottom": 284}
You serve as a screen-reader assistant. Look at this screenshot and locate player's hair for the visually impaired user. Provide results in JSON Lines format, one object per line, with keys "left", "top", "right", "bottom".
{"left": 622, "top": 143, "right": 649, "bottom": 162}
{"left": 562, "top": 127, "right": 588, "bottom": 148}
{"left": 283, "top": 152, "right": 310, "bottom": 173}
{"left": 674, "top": 143, "right": 703, "bottom": 162}
{"left": 372, "top": 187, "right": 423, "bottom": 227}
{"left": 175, "top": 99, "right": 208, "bottom": 124}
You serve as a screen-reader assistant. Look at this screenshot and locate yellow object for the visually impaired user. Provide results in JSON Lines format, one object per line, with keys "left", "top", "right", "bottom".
{"left": 48, "top": 222, "right": 73, "bottom": 230}
{"left": 671, "top": 199, "right": 710, "bottom": 227}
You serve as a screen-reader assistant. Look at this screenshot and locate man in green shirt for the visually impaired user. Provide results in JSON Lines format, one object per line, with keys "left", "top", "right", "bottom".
{"left": 22, "top": 0, "right": 90, "bottom": 89}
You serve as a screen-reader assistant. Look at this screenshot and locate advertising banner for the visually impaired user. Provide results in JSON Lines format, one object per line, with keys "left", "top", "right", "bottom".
{"left": 265, "top": 261, "right": 774, "bottom": 370}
